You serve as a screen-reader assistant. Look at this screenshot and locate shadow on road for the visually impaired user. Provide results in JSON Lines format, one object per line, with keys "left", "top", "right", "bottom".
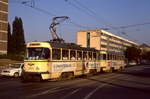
{"left": 83, "top": 75, "right": 150, "bottom": 94}
{"left": 115, "top": 78, "right": 150, "bottom": 86}
{"left": 119, "top": 67, "right": 150, "bottom": 78}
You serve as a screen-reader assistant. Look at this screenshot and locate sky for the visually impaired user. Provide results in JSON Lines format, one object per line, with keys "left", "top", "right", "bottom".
{"left": 9, "top": 0, "right": 150, "bottom": 45}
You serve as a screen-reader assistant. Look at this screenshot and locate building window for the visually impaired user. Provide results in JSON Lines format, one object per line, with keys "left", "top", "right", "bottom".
{"left": 0, "top": 32, "right": 7, "bottom": 41}
{"left": 0, "top": 22, "right": 7, "bottom": 31}
{"left": 0, "top": 2, "right": 8, "bottom": 12}
{"left": 0, "top": 42, "right": 7, "bottom": 51}
{"left": 0, "top": 13, "right": 7, "bottom": 21}
{"left": 87, "top": 32, "right": 90, "bottom": 48}
{"left": 101, "top": 44, "right": 107, "bottom": 48}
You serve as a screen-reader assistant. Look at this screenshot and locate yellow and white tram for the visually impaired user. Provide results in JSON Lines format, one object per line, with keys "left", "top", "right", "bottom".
{"left": 22, "top": 41, "right": 125, "bottom": 81}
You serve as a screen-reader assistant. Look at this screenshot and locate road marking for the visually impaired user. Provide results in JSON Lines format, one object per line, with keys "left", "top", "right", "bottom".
{"left": 84, "top": 74, "right": 122, "bottom": 99}
{"left": 28, "top": 86, "right": 61, "bottom": 98}
{"left": 84, "top": 84, "right": 107, "bottom": 99}
{"left": 32, "top": 85, "right": 60, "bottom": 91}
{"left": 143, "top": 67, "right": 150, "bottom": 69}
{"left": 61, "top": 88, "right": 81, "bottom": 99}
{"left": 28, "top": 86, "right": 76, "bottom": 98}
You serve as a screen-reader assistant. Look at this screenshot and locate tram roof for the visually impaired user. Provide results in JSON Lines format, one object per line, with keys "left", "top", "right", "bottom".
{"left": 107, "top": 51, "right": 124, "bottom": 55}
{"left": 47, "top": 41, "right": 98, "bottom": 52}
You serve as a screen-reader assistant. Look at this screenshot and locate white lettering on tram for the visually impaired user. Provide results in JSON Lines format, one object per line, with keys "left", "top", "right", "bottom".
{"left": 52, "top": 63, "right": 76, "bottom": 72}
{"left": 87, "top": 62, "right": 100, "bottom": 69}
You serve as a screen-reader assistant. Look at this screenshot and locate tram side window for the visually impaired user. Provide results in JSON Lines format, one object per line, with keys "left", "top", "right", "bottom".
{"left": 52, "top": 49, "right": 61, "bottom": 60}
{"left": 77, "top": 51, "right": 82, "bottom": 60}
{"left": 88, "top": 52, "right": 92, "bottom": 60}
{"left": 62, "top": 49, "right": 69, "bottom": 60}
{"left": 83, "top": 51, "right": 87, "bottom": 60}
{"left": 41, "top": 48, "right": 50, "bottom": 59}
{"left": 93, "top": 52, "right": 96, "bottom": 60}
{"left": 99, "top": 54, "right": 104, "bottom": 60}
{"left": 70, "top": 50, "right": 76, "bottom": 60}
{"left": 103, "top": 54, "right": 106, "bottom": 60}
{"left": 98, "top": 54, "right": 101, "bottom": 60}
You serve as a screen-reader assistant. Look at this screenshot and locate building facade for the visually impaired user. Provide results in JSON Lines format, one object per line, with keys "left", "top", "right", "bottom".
{"left": 76, "top": 29, "right": 138, "bottom": 53}
{"left": 0, "top": 0, "right": 8, "bottom": 55}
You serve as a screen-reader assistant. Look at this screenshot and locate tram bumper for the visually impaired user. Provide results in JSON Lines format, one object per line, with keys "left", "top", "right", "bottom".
{"left": 22, "top": 71, "right": 50, "bottom": 81}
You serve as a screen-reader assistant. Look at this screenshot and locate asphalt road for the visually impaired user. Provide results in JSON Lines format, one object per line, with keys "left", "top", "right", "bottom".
{"left": 0, "top": 65, "right": 150, "bottom": 99}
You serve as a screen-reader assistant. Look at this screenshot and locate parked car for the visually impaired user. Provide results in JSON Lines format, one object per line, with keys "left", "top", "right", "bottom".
{"left": 0, "top": 63, "right": 24, "bottom": 77}
{"left": 129, "top": 61, "right": 137, "bottom": 66}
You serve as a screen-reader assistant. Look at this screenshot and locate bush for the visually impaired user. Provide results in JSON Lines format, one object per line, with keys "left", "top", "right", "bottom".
{"left": 0, "top": 54, "right": 24, "bottom": 61}
{"left": 0, "top": 54, "right": 8, "bottom": 59}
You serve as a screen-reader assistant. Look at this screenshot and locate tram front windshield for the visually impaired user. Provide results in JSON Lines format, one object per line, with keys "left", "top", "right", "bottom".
{"left": 26, "top": 48, "right": 50, "bottom": 60}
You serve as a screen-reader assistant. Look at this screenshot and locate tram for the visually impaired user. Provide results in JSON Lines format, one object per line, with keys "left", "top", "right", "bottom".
{"left": 22, "top": 41, "right": 125, "bottom": 81}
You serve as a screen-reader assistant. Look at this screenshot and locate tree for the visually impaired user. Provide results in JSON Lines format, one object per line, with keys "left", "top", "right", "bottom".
{"left": 11, "top": 16, "right": 26, "bottom": 59}
{"left": 7, "top": 23, "right": 12, "bottom": 55}
{"left": 147, "top": 51, "right": 150, "bottom": 60}
{"left": 18, "top": 17, "right": 26, "bottom": 55}
{"left": 125, "top": 46, "right": 141, "bottom": 62}
{"left": 142, "top": 51, "right": 150, "bottom": 61}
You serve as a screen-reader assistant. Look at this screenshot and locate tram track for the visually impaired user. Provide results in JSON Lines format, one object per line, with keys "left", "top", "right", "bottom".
{"left": 27, "top": 73, "right": 124, "bottom": 98}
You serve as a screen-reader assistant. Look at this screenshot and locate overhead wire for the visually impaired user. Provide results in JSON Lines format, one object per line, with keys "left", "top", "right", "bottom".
{"left": 118, "top": 22, "right": 150, "bottom": 29}
{"left": 11, "top": 0, "right": 56, "bottom": 17}
{"left": 67, "top": 19, "right": 95, "bottom": 29}
{"left": 117, "top": 22, "right": 150, "bottom": 43}
{"left": 65, "top": 0, "right": 144, "bottom": 43}
{"left": 64, "top": 0, "right": 120, "bottom": 32}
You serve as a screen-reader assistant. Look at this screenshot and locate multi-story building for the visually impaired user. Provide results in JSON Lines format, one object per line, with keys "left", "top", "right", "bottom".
{"left": 76, "top": 29, "right": 138, "bottom": 53}
{"left": 0, "top": 0, "right": 8, "bottom": 55}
